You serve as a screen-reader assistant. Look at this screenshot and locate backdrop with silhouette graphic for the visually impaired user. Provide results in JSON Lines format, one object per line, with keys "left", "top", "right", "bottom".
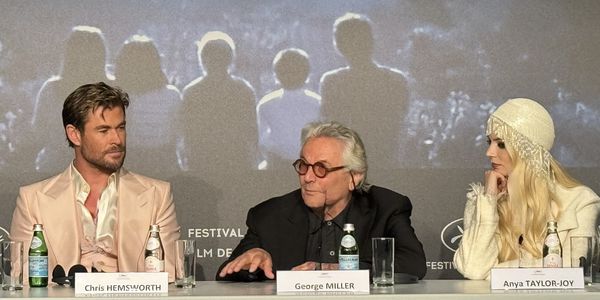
{"left": 1, "top": 0, "right": 599, "bottom": 280}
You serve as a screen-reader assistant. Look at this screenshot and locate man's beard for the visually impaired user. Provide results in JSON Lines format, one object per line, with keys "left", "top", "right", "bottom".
{"left": 82, "top": 145, "right": 126, "bottom": 173}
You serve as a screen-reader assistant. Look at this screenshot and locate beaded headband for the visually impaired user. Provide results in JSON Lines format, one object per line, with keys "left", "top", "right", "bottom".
{"left": 486, "top": 98, "right": 555, "bottom": 181}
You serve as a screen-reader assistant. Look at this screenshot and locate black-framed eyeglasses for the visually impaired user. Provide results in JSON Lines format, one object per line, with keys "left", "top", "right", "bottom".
{"left": 292, "top": 159, "right": 347, "bottom": 178}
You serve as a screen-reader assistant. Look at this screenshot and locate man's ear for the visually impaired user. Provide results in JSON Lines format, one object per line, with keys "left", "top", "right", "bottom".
{"left": 65, "top": 125, "right": 81, "bottom": 147}
{"left": 349, "top": 172, "right": 365, "bottom": 191}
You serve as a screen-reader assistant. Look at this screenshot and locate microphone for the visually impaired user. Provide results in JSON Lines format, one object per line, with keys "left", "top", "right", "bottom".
{"left": 518, "top": 234, "right": 524, "bottom": 268}
{"left": 394, "top": 273, "right": 419, "bottom": 284}
{"left": 316, "top": 194, "right": 327, "bottom": 271}
{"left": 301, "top": 179, "right": 328, "bottom": 271}
{"left": 579, "top": 256, "right": 588, "bottom": 274}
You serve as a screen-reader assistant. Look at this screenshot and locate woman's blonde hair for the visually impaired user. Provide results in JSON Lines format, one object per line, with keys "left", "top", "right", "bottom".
{"left": 496, "top": 144, "right": 580, "bottom": 262}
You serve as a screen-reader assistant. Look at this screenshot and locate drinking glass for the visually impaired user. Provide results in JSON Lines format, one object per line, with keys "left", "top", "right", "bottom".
{"left": 570, "top": 236, "right": 593, "bottom": 285}
{"left": 372, "top": 237, "right": 394, "bottom": 287}
{"left": 175, "top": 239, "right": 196, "bottom": 288}
{"left": 1, "top": 240, "right": 24, "bottom": 291}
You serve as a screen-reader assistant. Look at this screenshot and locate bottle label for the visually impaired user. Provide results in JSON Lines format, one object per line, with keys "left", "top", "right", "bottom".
{"left": 544, "top": 234, "right": 560, "bottom": 247}
{"left": 339, "top": 254, "right": 359, "bottom": 270}
{"left": 145, "top": 256, "right": 165, "bottom": 272}
{"left": 146, "top": 237, "right": 160, "bottom": 250}
{"left": 341, "top": 235, "right": 357, "bottom": 248}
{"left": 543, "top": 254, "right": 562, "bottom": 268}
{"left": 31, "top": 236, "right": 43, "bottom": 249}
{"left": 29, "top": 256, "right": 49, "bottom": 277}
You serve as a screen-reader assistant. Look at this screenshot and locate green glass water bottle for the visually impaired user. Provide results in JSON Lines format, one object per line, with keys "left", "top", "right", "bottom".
{"left": 29, "top": 224, "right": 48, "bottom": 287}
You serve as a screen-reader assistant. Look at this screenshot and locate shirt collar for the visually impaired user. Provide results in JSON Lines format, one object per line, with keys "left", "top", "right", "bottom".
{"left": 307, "top": 201, "right": 351, "bottom": 233}
{"left": 70, "top": 163, "right": 120, "bottom": 204}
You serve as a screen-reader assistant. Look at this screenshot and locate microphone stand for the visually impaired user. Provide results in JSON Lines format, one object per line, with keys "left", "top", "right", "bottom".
{"left": 518, "top": 234, "right": 524, "bottom": 268}
{"left": 316, "top": 197, "right": 327, "bottom": 271}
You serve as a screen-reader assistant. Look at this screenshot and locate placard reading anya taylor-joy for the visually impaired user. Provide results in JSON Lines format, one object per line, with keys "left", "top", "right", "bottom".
{"left": 490, "top": 268, "right": 584, "bottom": 290}
{"left": 276, "top": 270, "right": 370, "bottom": 294}
{"left": 74, "top": 272, "right": 168, "bottom": 295}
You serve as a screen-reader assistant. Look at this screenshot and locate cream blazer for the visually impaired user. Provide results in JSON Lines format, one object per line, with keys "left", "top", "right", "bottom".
{"left": 454, "top": 183, "right": 600, "bottom": 280}
{"left": 10, "top": 167, "right": 180, "bottom": 283}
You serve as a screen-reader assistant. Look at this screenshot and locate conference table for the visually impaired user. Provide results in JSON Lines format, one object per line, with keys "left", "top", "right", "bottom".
{"left": 2, "top": 280, "right": 600, "bottom": 299}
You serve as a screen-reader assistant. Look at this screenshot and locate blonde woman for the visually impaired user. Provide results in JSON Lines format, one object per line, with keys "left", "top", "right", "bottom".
{"left": 454, "top": 98, "right": 600, "bottom": 279}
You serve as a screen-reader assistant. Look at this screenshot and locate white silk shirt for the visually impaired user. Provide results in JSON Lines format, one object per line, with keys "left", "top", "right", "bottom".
{"left": 72, "top": 164, "right": 119, "bottom": 272}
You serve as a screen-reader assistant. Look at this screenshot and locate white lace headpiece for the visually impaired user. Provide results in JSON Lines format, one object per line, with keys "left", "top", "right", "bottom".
{"left": 486, "top": 98, "right": 555, "bottom": 181}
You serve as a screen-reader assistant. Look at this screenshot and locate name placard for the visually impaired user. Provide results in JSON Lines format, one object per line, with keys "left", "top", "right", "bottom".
{"left": 74, "top": 272, "right": 169, "bottom": 296}
{"left": 276, "top": 270, "right": 370, "bottom": 294}
{"left": 490, "top": 267, "right": 584, "bottom": 290}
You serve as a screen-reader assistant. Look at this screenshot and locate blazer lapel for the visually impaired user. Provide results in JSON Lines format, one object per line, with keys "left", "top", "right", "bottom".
{"left": 347, "top": 191, "right": 375, "bottom": 245}
{"left": 281, "top": 192, "right": 309, "bottom": 268}
{"left": 38, "top": 168, "right": 81, "bottom": 268}
{"left": 117, "top": 170, "right": 155, "bottom": 272}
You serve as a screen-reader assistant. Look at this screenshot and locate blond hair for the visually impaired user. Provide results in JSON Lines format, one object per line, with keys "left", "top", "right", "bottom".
{"left": 496, "top": 145, "right": 580, "bottom": 262}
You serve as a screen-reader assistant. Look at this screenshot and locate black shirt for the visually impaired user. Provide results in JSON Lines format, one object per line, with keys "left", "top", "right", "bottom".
{"left": 305, "top": 203, "right": 350, "bottom": 264}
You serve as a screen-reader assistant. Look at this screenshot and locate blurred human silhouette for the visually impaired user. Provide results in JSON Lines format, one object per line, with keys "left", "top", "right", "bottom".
{"left": 0, "top": 39, "right": 15, "bottom": 170}
{"left": 320, "top": 13, "right": 409, "bottom": 169}
{"left": 181, "top": 31, "right": 257, "bottom": 179}
{"left": 398, "top": 27, "right": 488, "bottom": 168}
{"left": 114, "top": 34, "right": 183, "bottom": 178}
{"left": 31, "top": 26, "right": 112, "bottom": 174}
{"left": 550, "top": 95, "right": 600, "bottom": 167}
{"left": 256, "top": 48, "right": 321, "bottom": 170}
{"left": 404, "top": 27, "right": 467, "bottom": 102}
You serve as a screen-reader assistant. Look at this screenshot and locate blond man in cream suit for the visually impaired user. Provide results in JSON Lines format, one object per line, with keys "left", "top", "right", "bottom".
{"left": 10, "top": 82, "right": 180, "bottom": 283}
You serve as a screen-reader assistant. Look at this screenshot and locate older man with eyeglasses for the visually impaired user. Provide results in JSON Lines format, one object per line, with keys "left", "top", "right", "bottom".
{"left": 217, "top": 121, "right": 426, "bottom": 281}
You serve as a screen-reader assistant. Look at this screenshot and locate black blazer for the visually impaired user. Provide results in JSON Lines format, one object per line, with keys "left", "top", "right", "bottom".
{"left": 216, "top": 185, "right": 427, "bottom": 281}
